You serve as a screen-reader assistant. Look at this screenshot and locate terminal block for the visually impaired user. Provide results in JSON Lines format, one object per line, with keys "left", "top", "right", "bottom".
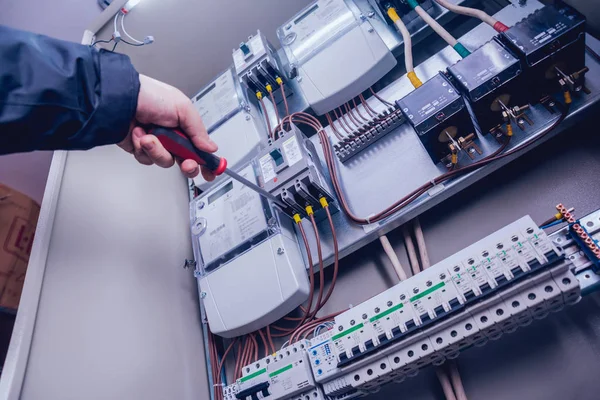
{"left": 447, "top": 39, "right": 528, "bottom": 135}
{"left": 256, "top": 124, "right": 336, "bottom": 219}
{"left": 397, "top": 73, "right": 476, "bottom": 164}
{"left": 305, "top": 215, "right": 580, "bottom": 398}
{"left": 223, "top": 340, "right": 326, "bottom": 400}
{"left": 233, "top": 30, "right": 286, "bottom": 97}
{"left": 499, "top": 3, "right": 587, "bottom": 104}
{"left": 333, "top": 106, "right": 406, "bottom": 163}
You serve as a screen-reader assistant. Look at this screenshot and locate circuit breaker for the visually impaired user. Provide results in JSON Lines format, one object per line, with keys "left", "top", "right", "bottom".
{"left": 277, "top": 0, "right": 397, "bottom": 115}
{"left": 190, "top": 164, "right": 310, "bottom": 337}
{"left": 191, "top": 68, "right": 268, "bottom": 190}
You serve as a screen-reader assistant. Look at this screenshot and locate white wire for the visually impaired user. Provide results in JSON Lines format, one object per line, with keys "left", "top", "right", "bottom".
{"left": 120, "top": 12, "right": 145, "bottom": 44}
{"left": 449, "top": 362, "right": 469, "bottom": 400}
{"left": 413, "top": 218, "right": 431, "bottom": 269}
{"left": 280, "top": 341, "right": 289, "bottom": 350}
{"left": 393, "top": 18, "right": 414, "bottom": 73}
{"left": 436, "top": 367, "right": 458, "bottom": 400}
{"left": 379, "top": 235, "right": 408, "bottom": 281}
{"left": 434, "top": 0, "right": 497, "bottom": 28}
{"left": 113, "top": 12, "right": 119, "bottom": 36}
{"left": 414, "top": 5, "right": 458, "bottom": 47}
{"left": 402, "top": 225, "right": 420, "bottom": 276}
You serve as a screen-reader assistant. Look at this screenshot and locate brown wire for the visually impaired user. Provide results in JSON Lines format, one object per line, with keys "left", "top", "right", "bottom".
{"left": 309, "top": 213, "right": 325, "bottom": 318}
{"left": 338, "top": 107, "right": 355, "bottom": 133}
{"left": 370, "top": 87, "right": 394, "bottom": 107}
{"left": 269, "top": 91, "right": 281, "bottom": 128}
{"left": 258, "top": 97, "right": 273, "bottom": 140}
{"left": 359, "top": 93, "right": 378, "bottom": 117}
{"left": 280, "top": 83, "right": 290, "bottom": 117}
{"left": 266, "top": 326, "right": 275, "bottom": 353}
{"left": 344, "top": 103, "right": 361, "bottom": 128}
{"left": 352, "top": 98, "right": 370, "bottom": 122}
{"left": 217, "top": 338, "right": 239, "bottom": 385}
{"left": 333, "top": 108, "right": 351, "bottom": 134}
{"left": 250, "top": 333, "right": 258, "bottom": 362}
{"left": 258, "top": 330, "right": 269, "bottom": 358}
{"left": 326, "top": 112, "right": 344, "bottom": 140}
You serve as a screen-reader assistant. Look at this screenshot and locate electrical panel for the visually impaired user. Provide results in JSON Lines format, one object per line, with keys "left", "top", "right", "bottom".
{"left": 499, "top": 3, "right": 587, "bottom": 103}
{"left": 225, "top": 215, "right": 584, "bottom": 399}
{"left": 191, "top": 68, "right": 268, "bottom": 190}
{"left": 277, "top": 0, "right": 397, "bottom": 115}
{"left": 256, "top": 124, "right": 336, "bottom": 219}
{"left": 190, "top": 164, "right": 310, "bottom": 337}
{"left": 233, "top": 30, "right": 286, "bottom": 96}
{"left": 447, "top": 39, "right": 527, "bottom": 134}
{"left": 397, "top": 73, "right": 476, "bottom": 164}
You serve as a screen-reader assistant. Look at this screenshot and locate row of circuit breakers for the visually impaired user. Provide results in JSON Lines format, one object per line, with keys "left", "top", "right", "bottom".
{"left": 221, "top": 211, "right": 600, "bottom": 400}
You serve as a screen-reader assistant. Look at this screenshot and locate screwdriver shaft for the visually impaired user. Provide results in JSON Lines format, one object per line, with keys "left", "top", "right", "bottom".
{"left": 224, "top": 169, "right": 288, "bottom": 209}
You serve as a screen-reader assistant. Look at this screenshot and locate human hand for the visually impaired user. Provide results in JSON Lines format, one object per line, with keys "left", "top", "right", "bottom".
{"left": 118, "top": 74, "right": 218, "bottom": 181}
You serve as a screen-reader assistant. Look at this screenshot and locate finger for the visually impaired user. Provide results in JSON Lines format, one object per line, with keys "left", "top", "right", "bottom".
{"left": 201, "top": 166, "right": 216, "bottom": 182}
{"left": 134, "top": 150, "right": 154, "bottom": 166}
{"left": 140, "top": 135, "right": 176, "bottom": 168}
{"left": 180, "top": 159, "right": 200, "bottom": 178}
{"left": 178, "top": 100, "right": 218, "bottom": 153}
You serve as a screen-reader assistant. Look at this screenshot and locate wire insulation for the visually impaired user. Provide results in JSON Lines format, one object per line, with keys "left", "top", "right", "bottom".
{"left": 380, "top": 235, "right": 408, "bottom": 281}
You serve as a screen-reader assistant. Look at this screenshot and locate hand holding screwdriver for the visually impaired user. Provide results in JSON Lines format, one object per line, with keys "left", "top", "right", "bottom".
{"left": 117, "top": 75, "right": 219, "bottom": 181}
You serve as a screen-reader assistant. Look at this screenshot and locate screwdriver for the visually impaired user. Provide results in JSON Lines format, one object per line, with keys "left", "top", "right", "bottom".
{"left": 150, "top": 127, "right": 288, "bottom": 209}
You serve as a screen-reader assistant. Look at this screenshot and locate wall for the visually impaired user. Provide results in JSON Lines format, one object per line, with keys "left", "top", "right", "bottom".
{"left": 0, "top": 0, "right": 101, "bottom": 203}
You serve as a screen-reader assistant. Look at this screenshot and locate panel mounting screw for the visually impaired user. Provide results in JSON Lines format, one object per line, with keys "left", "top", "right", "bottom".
{"left": 200, "top": 291, "right": 207, "bottom": 299}
{"left": 277, "top": 247, "right": 285, "bottom": 255}
{"left": 245, "top": 115, "right": 251, "bottom": 121}
{"left": 297, "top": 76, "right": 303, "bottom": 82}
{"left": 183, "top": 259, "right": 197, "bottom": 269}
{"left": 367, "top": 27, "right": 374, "bottom": 33}
{"left": 368, "top": 11, "right": 375, "bottom": 18}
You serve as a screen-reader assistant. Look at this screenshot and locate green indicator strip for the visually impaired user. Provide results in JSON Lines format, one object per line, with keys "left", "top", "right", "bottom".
{"left": 370, "top": 303, "right": 403, "bottom": 322}
{"left": 239, "top": 368, "right": 266, "bottom": 383}
{"left": 332, "top": 323, "right": 364, "bottom": 341}
{"left": 410, "top": 282, "right": 445, "bottom": 302}
{"left": 269, "top": 364, "right": 292, "bottom": 378}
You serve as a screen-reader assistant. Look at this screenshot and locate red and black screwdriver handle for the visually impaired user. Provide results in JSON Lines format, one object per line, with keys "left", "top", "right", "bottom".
{"left": 149, "top": 127, "right": 227, "bottom": 175}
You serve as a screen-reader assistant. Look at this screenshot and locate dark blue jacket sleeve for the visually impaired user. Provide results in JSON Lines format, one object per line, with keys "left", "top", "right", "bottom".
{"left": 0, "top": 25, "right": 140, "bottom": 154}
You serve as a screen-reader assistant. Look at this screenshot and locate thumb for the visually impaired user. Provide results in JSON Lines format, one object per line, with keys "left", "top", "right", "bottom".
{"left": 178, "top": 100, "right": 218, "bottom": 153}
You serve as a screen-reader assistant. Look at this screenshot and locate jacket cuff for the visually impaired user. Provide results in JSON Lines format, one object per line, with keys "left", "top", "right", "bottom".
{"left": 83, "top": 50, "right": 140, "bottom": 147}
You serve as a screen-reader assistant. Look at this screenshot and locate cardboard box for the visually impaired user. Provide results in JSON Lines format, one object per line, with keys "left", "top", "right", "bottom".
{"left": 0, "top": 184, "right": 40, "bottom": 311}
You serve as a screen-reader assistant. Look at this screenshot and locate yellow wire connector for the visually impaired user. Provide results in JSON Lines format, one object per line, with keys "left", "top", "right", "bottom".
{"left": 407, "top": 71, "right": 423, "bottom": 89}
{"left": 266, "top": 84, "right": 273, "bottom": 93}
{"left": 305, "top": 205, "right": 314, "bottom": 216}
{"left": 319, "top": 197, "right": 329, "bottom": 208}
{"left": 506, "top": 123, "right": 513, "bottom": 137}
{"left": 387, "top": 7, "right": 400, "bottom": 23}
{"left": 451, "top": 153, "right": 458, "bottom": 165}
{"left": 554, "top": 212, "right": 563, "bottom": 221}
{"left": 564, "top": 90, "right": 572, "bottom": 104}
{"left": 276, "top": 77, "right": 283, "bottom": 86}
{"left": 293, "top": 213, "right": 302, "bottom": 224}
{"left": 256, "top": 91, "right": 263, "bottom": 100}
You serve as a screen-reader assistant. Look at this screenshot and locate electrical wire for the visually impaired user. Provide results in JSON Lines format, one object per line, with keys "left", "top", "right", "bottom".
{"left": 434, "top": 0, "right": 508, "bottom": 32}
{"left": 359, "top": 93, "right": 378, "bottom": 117}
{"left": 436, "top": 367, "right": 458, "bottom": 400}
{"left": 258, "top": 97, "right": 274, "bottom": 140}
{"left": 586, "top": 45, "right": 600, "bottom": 64}
{"left": 414, "top": 218, "right": 431, "bottom": 269}
{"left": 449, "top": 362, "right": 469, "bottom": 400}
{"left": 258, "top": 329, "right": 269, "bottom": 358}
{"left": 370, "top": 87, "right": 394, "bottom": 107}
{"left": 344, "top": 103, "right": 361, "bottom": 128}
{"left": 269, "top": 91, "right": 281, "bottom": 128}
{"left": 403, "top": 224, "right": 421, "bottom": 276}
{"left": 540, "top": 219, "right": 565, "bottom": 230}
{"left": 309, "top": 213, "right": 325, "bottom": 318}
{"left": 318, "top": 100, "right": 569, "bottom": 225}
{"left": 352, "top": 98, "right": 370, "bottom": 122}
{"left": 387, "top": 7, "right": 423, "bottom": 88}
{"left": 280, "top": 82, "right": 290, "bottom": 117}
{"left": 407, "top": 0, "right": 470, "bottom": 57}
{"left": 379, "top": 235, "right": 408, "bottom": 281}
{"left": 91, "top": 39, "right": 113, "bottom": 46}
{"left": 335, "top": 108, "right": 353, "bottom": 134}
{"left": 326, "top": 112, "right": 344, "bottom": 140}
{"left": 217, "top": 338, "right": 239, "bottom": 387}
{"left": 119, "top": 11, "right": 144, "bottom": 44}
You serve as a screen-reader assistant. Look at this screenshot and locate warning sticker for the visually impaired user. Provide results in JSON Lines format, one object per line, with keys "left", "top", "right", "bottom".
{"left": 282, "top": 135, "right": 303, "bottom": 167}
{"left": 259, "top": 154, "right": 277, "bottom": 182}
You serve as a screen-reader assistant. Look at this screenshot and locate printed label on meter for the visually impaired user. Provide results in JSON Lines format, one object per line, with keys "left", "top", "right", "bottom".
{"left": 193, "top": 70, "right": 239, "bottom": 132}
{"left": 282, "top": 135, "right": 303, "bottom": 167}
{"left": 259, "top": 154, "right": 277, "bottom": 182}
{"left": 196, "top": 166, "right": 268, "bottom": 266}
